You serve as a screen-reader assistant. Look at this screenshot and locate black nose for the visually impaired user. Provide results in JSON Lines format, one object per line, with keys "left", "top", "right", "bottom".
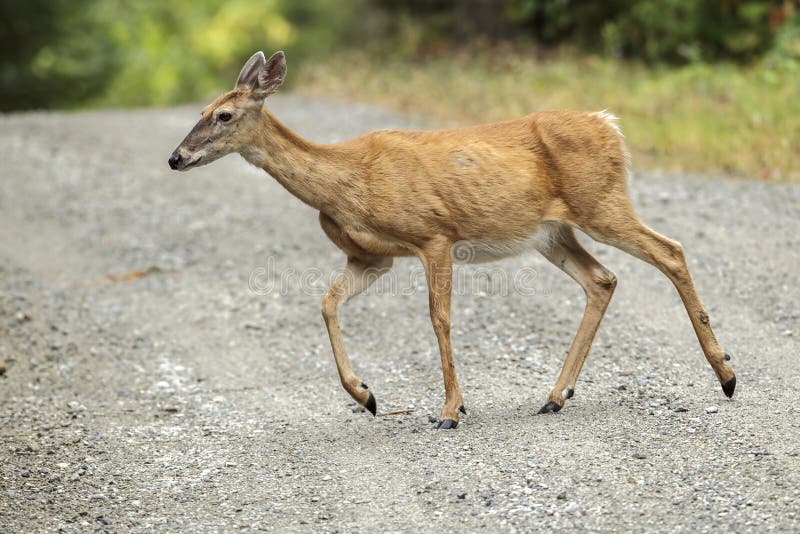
{"left": 168, "top": 152, "right": 182, "bottom": 170}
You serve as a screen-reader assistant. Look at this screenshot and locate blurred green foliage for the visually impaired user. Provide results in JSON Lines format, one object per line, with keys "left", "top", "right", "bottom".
{"left": 0, "top": 0, "right": 115, "bottom": 109}
{"left": 0, "top": 0, "right": 797, "bottom": 110}
{"left": 381, "top": 0, "right": 798, "bottom": 63}
{"left": 0, "top": 0, "right": 371, "bottom": 110}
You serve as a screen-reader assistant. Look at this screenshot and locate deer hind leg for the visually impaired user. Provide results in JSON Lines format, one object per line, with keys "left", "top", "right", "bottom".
{"left": 581, "top": 206, "right": 736, "bottom": 398}
{"left": 419, "top": 237, "right": 465, "bottom": 429}
{"left": 534, "top": 223, "right": 617, "bottom": 413}
{"left": 322, "top": 255, "right": 393, "bottom": 416}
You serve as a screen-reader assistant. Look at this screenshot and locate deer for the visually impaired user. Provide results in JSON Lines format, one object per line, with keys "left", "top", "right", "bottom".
{"left": 168, "top": 51, "right": 736, "bottom": 429}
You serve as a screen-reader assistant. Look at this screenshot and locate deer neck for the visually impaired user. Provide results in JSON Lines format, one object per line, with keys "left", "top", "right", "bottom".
{"left": 239, "top": 108, "right": 358, "bottom": 212}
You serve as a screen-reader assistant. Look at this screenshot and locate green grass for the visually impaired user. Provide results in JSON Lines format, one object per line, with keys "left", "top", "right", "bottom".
{"left": 297, "top": 52, "right": 799, "bottom": 181}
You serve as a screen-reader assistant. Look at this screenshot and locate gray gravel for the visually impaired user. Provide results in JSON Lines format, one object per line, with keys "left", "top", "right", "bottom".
{"left": 1, "top": 96, "right": 799, "bottom": 532}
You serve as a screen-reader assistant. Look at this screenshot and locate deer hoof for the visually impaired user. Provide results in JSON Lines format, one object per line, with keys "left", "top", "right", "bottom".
{"left": 538, "top": 401, "right": 562, "bottom": 414}
{"left": 436, "top": 418, "right": 458, "bottom": 430}
{"left": 364, "top": 392, "right": 377, "bottom": 416}
{"left": 721, "top": 375, "right": 736, "bottom": 398}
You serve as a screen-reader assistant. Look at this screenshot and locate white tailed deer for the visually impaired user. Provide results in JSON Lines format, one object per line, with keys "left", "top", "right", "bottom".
{"left": 169, "top": 51, "right": 736, "bottom": 429}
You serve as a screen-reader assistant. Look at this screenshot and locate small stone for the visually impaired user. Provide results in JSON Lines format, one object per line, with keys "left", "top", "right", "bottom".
{"left": 673, "top": 407, "right": 688, "bottom": 413}
{"left": 706, "top": 406, "right": 719, "bottom": 414}
{"left": 633, "top": 452, "right": 647, "bottom": 459}
{"left": 66, "top": 401, "right": 85, "bottom": 412}
{"left": 20, "top": 470, "right": 30, "bottom": 478}
{"left": 457, "top": 492, "right": 467, "bottom": 500}
{"left": 556, "top": 490, "right": 567, "bottom": 500}
{"left": 563, "top": 501, "right": 579, "bottom": 513}
{"left": 0, "top": 364, "right": 5, "bottom": 376}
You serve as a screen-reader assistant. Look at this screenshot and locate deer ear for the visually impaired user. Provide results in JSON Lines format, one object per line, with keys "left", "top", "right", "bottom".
{"left": 235, "top": 51, "right": 267, "bottom": 90}
{"left": 252, "top": 51, "right": 286, "bottom": 98}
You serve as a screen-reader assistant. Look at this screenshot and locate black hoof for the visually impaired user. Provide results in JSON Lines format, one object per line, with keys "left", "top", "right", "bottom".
{"left": 459, "top": 405, "right": 467, "bottom": 415}
{"left": 722, "top": 375, "right": 736, "bottom": 398}
{"left": 538, "top": 401, "right": 562, "bottom": 414}
{"left": 364, "top": 392, "right": 377, "bottom": 416}
{"left": 436, "top": 419, "right": 458, "bottom": 430}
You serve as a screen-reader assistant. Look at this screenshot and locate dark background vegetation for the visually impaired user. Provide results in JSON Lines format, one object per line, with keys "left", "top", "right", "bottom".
{"left": 1, "top": 0, "right": 798, "bottom": 110}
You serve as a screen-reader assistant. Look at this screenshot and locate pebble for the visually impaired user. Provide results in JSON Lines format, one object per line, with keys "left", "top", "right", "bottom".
{"left": 633, "top": 453, "right": 647, "bottom": 460}
{"left": 706, "top": 406, "right": 719, "bottom": 414}
{"left": 563, "top": 501, "right": 579, "bottom": 514}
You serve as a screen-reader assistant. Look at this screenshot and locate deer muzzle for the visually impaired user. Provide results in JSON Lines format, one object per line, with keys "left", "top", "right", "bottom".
{"left": 168, "top": 148, "right": 203, "bottom": 171}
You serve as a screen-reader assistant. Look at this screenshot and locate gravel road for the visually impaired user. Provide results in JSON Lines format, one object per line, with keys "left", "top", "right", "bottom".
{"left": 1, "top": 96, "right": 799, "bottom": 532}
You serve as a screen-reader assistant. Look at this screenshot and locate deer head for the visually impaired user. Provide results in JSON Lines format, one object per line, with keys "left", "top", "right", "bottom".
{"left": 168, "top": 51, "right": 287, "bottom": 171}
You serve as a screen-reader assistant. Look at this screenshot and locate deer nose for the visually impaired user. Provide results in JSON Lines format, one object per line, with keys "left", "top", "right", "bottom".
{"left": 168, "top": 152, "right": 182, "bottom": 170}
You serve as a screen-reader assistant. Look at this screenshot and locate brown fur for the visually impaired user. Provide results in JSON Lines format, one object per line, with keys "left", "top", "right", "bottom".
{"left": 170, "top": 53, "right": 736, "bottom": 427}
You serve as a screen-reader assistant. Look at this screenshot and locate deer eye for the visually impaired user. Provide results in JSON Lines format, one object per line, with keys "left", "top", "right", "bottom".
{"left": 218, "top": 112, "right": 232, "bottom": 123}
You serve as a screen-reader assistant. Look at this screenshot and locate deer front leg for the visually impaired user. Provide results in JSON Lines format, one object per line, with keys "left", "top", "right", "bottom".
{"left": 420, "top": 238, "right": 465, "bottom": 429}
{"left": 322, "top": 255, "right": 393, "bottom": 416}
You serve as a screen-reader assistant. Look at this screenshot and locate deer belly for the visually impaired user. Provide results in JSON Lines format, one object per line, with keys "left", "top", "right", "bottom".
{"left": 452, "top": 223, "right": 560, "bottom": 264}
